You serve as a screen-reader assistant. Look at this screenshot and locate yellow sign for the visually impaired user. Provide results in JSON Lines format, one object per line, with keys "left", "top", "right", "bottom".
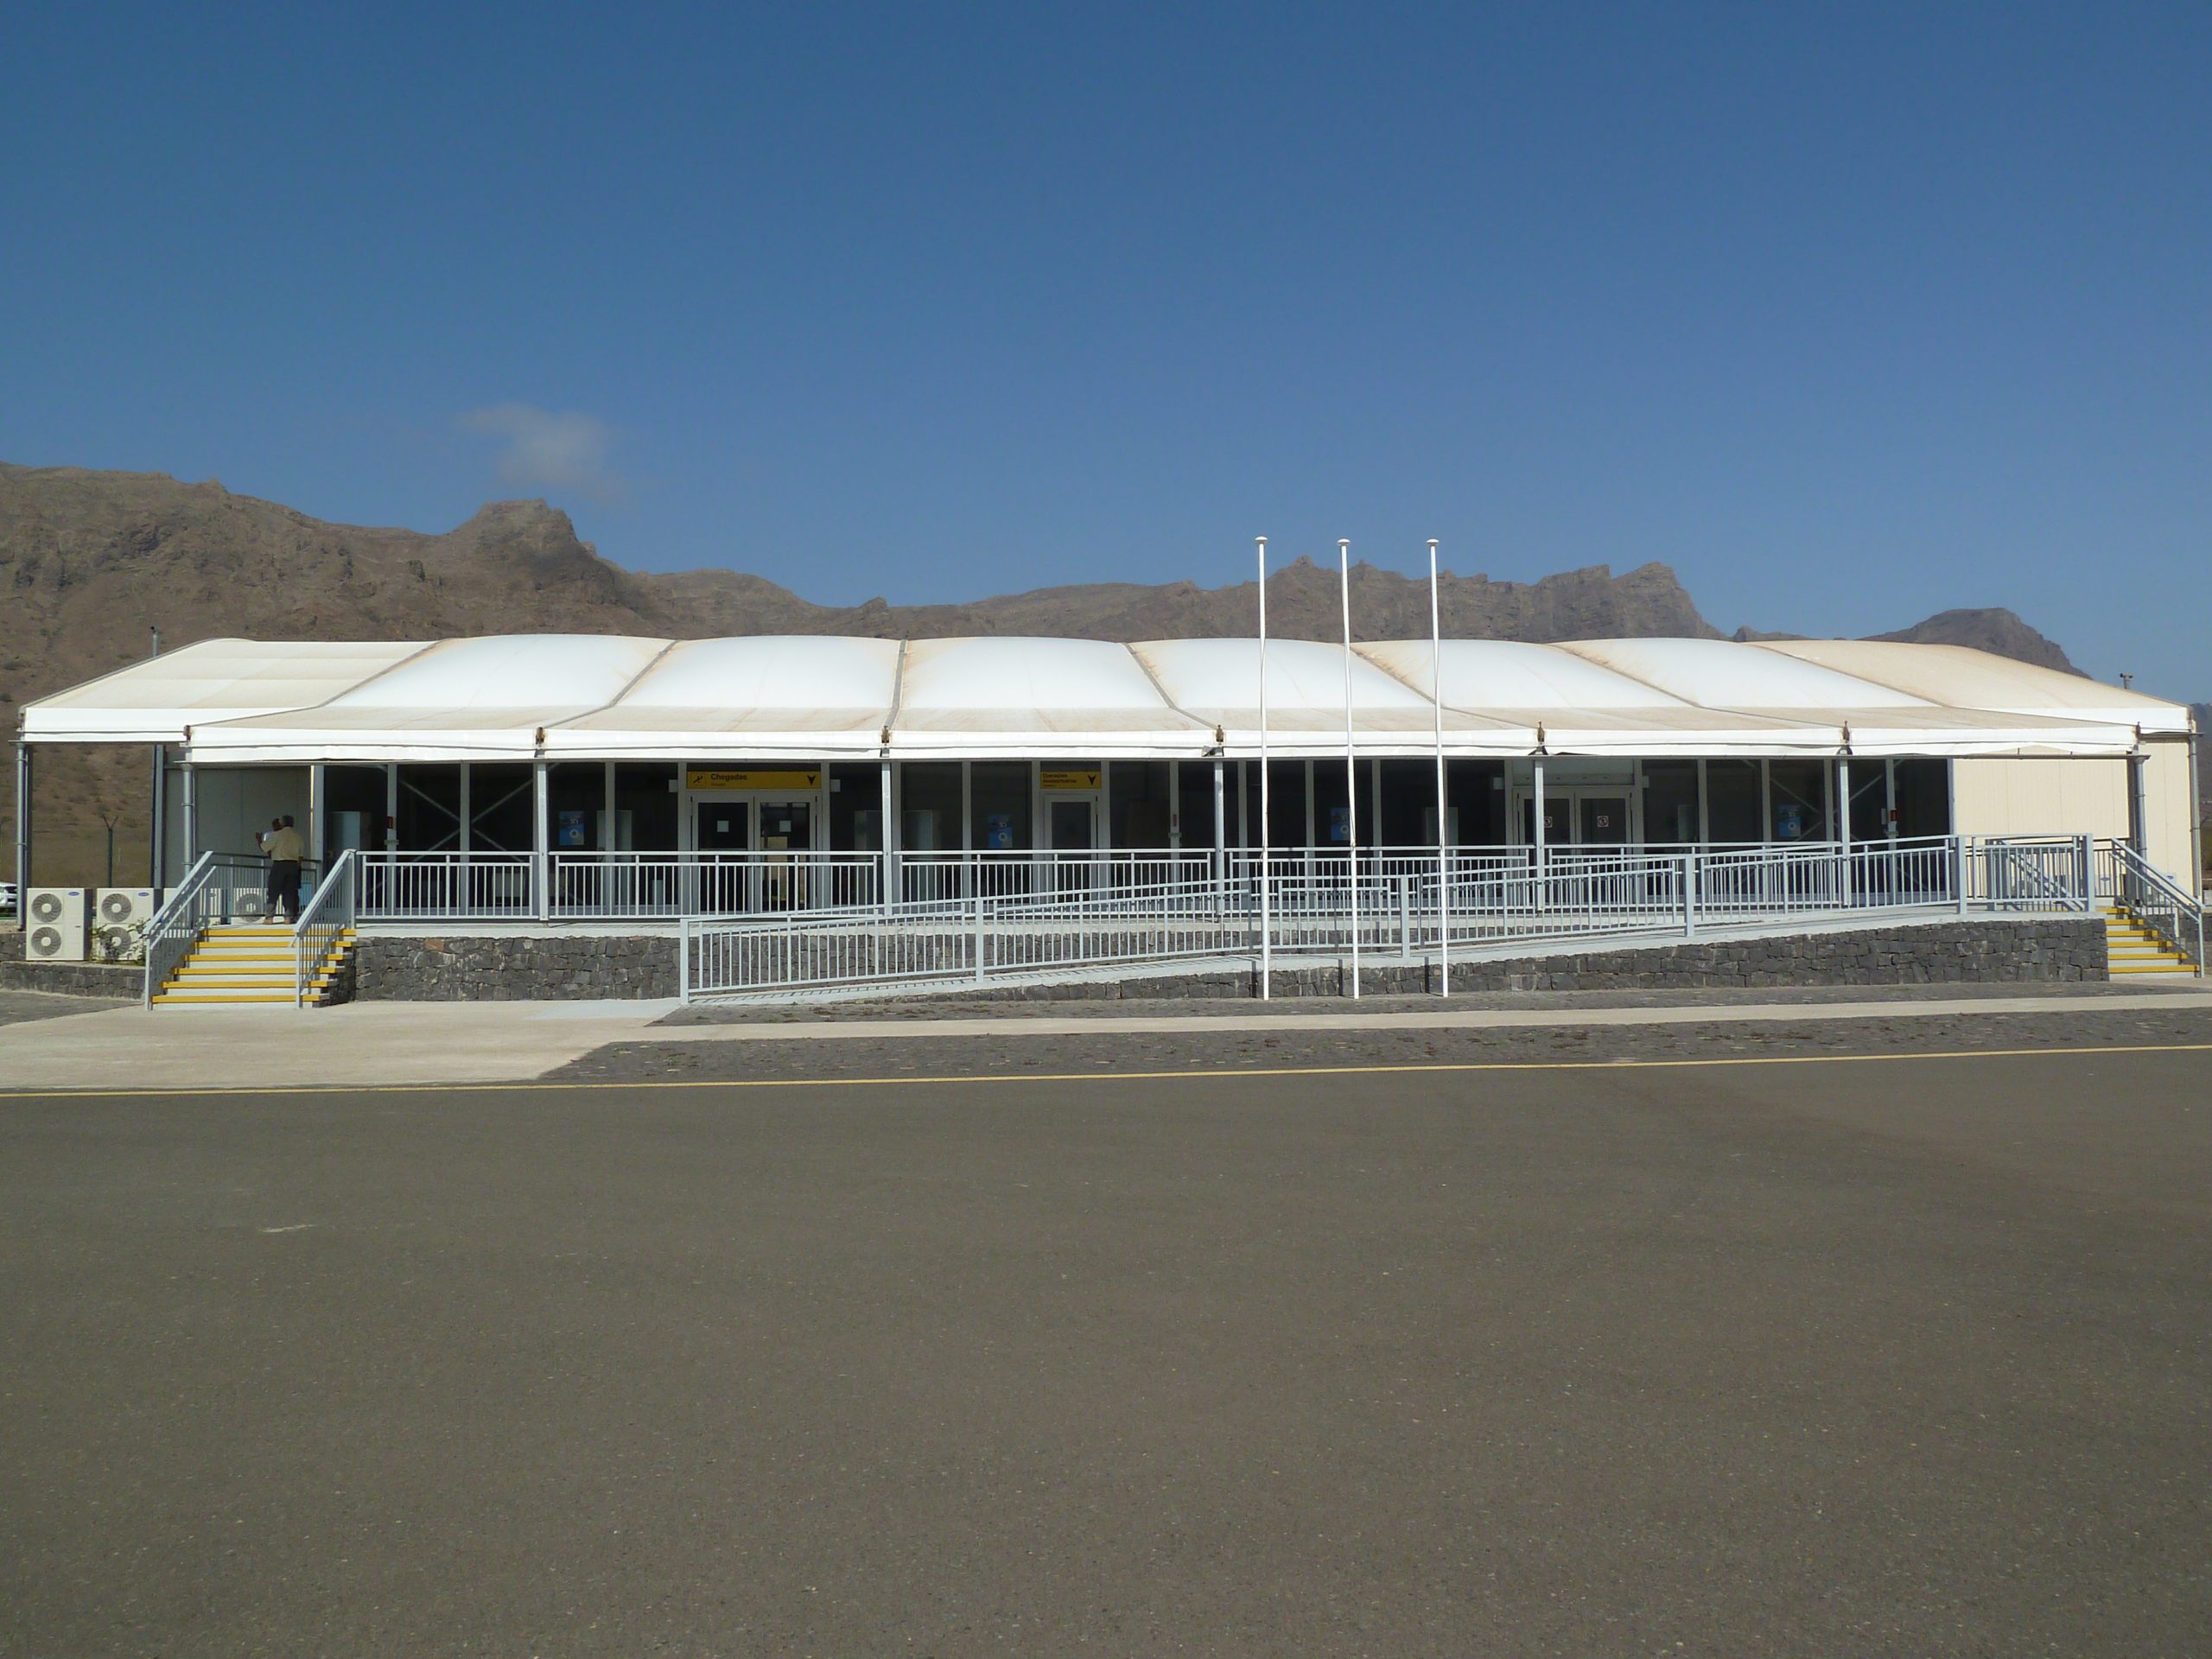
{"left": 686, "top": 769, "right": 821, "bottom": 791}
{"left": 1040, "top": 769, "right": 1101, "bottom": 791}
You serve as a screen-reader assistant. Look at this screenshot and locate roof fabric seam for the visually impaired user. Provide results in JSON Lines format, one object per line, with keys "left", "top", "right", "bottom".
{"left": 588, "top": 638, "right": 684, "bottom": 727}
{"left": 245, "top": 636, "right": 454, "bottom": 721}
{"left": 1547, "top": 642, "right": 1722, "bottom": 712}
{"left": 1122, "top": 644, "right": 1218, "bottom": 742}
{"left": 28, "top": 635, "right": 253, "bottom": 708}
{"left": 885, "top": 639, "right": 909, "bottom": 747}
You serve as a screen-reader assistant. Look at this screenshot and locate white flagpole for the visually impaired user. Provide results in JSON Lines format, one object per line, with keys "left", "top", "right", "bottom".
{"left": 1256, "top": 536, "right": 1271, "bottom": 1001}
{"left": 1339, "top": 538, "right": 1359, "bottom": 1000}
{"left": 1429, "top": 538, "right": 1449, "bottom": 998}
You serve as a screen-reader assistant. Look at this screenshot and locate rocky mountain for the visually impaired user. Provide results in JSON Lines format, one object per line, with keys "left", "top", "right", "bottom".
{"left": 0, "top": 461, "right": 2123, "bottom": 883}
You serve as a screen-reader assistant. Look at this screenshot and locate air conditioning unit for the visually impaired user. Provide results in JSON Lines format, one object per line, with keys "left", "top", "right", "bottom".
{"left": 92, "top": 887, "right": 160, "bottom": 963}
{"left": 25, "top": 887, "right": 89, "bottom": 962}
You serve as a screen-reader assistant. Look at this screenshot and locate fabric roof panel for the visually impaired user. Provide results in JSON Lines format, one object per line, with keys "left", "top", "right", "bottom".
{"left": 1752, "top": 639, "right": 2192, "bottom": 733}
{"left": 544, "top": 635, "right": 898, "bottom": 755}
{"left": 1556, "top": 638, "right": 1935, "bottom": 709}
{"left": 22, "top": 638, "right": 431, "bottom": 741}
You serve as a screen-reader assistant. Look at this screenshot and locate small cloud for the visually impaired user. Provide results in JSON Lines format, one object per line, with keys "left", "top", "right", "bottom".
{"left": 460, "top": 403, "right": 626, "bottom": 503}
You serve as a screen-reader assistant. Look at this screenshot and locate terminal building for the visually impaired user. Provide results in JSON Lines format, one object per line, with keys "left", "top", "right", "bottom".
{"left": 12, "top": 632, "right": 2202, "bottom": 1001}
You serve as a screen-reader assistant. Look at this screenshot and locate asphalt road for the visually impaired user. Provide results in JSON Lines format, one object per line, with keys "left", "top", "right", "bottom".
{"left": 3, "top": 1039, "right": 2209, "bottom": 1655}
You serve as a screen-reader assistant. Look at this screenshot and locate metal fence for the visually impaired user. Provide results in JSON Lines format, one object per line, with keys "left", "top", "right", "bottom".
{"left": 677, "top": 833, "right": 2155, "bottom": 1000}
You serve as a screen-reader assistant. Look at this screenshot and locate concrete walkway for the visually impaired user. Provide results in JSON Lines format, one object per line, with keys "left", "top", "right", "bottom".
{"left": 0, "top": 1000, "right": 683, "bottom": 1092}
{"left": 3, "top": 984, "right": 2210, "bottom": 1093}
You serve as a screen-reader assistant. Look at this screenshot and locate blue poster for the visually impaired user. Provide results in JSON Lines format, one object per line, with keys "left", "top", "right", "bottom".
{"left": 1774, "top": 804, "right": 1806, "bottom": 842}
{"left": 1327, "top": 805, "right": 1351, "bottom": 844}
{"left": 557, "top": 810, "right": 589, "bottom": 849}
{"left": 985, "top": 812, "right": 1014, "bottom": 850}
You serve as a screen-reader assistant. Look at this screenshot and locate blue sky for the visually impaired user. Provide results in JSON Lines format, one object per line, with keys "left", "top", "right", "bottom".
{"left": 3, "top": 3, "right": 2206, "bottom": 694}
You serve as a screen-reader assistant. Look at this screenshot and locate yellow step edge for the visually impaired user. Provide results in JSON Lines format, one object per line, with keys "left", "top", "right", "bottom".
{"left": 151, "top": 995, "right": 298, "bottom": 1005}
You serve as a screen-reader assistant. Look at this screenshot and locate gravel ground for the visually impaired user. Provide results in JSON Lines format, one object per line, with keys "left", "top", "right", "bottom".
{"left": 658, "top": 976, "right": 2205, "bottom": 1024}
{"left": 0, "top": 990, "right": 129, "bottom": 1028}
{"left": 561, "top": 1004, "right": 2212, "bottom": 1084}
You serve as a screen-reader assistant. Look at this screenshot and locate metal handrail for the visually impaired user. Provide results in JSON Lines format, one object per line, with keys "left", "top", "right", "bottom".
{"left": 2100, "top": 839, "right": 2204, "bottom": 973}
{"left": 142, "top": 853, "right": 325, "bottom": 1005}
{"left": 295, "top": 849, "right": 359, "bottom": 1006}
{"left": 1977, "top": 836, "right": 2091, "bottom": 913}
{"left": 143, "top": 852, "right": 218, "bottom": 1006}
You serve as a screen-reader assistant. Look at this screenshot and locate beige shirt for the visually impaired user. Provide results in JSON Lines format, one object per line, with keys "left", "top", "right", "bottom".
{"left": 266, "top": 826, "right": 307, "bottom": 861}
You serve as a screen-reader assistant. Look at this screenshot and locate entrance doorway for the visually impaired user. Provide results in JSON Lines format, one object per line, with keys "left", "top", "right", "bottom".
{"left": 1520, "top": 790, "right": 1635, "bottom": 851}
{"left": 1048, "top": 797, "right": 1096, "bottom": 852}
{"left": 1039, "top": 787, "right": 1101, "bottom": 898}
{"left": 693, "top": 796, "right": 815, "bottom": 911}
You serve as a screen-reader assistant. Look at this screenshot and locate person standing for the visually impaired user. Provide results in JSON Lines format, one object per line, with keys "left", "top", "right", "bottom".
{"left": 260, "top": 818, "right": 285, "bottom": 917}
{"left": 267, "top": 815, "right": 306, "bottom": 923}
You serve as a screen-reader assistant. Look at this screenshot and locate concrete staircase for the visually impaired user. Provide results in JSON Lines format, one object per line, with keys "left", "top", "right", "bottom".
{"left": 2104, "top": 908, "right": 2196, "bottom": 977}
{"left": 151, "top": 925, "right": 357, "bottom": 1007}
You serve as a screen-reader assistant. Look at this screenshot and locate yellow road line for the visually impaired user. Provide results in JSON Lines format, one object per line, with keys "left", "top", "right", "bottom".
{"left": 3, "top": 1040, "right": 2209, "bottom": 1102}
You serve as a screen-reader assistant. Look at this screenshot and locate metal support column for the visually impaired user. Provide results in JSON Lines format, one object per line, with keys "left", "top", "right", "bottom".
{"left": 151, "top": 744, "right": 167, "bottom": 890}
{"left": 532, "top": 760, "right": 550, "bottom": 922}
{"left": 2127, "top": 751, "right": 2148, "bottom": 855}
{"left": 309, "top": 761, "right": 326, "bottom": 873}
{"left": 1836, "top": 756, "right": 1852, "bottom": 907}
{"left": 385, "top": 764, "right": 399, "bottom": 851}
{"left": 182, "top": 760, "right": 199, "bottom": 871}
{"left": 880, "top": 757, "right": 896, "bottom": 912}
{"left": 10, "top": 741, "right": 29, "bottom": 925}
{"left": 960, "top": 759, "right": 973, "bottom": 899}
{"left": 1532, "top": 755, "right": 1548, "bottom": 884}
{"left": 602, "top": 760, "right": 616, "bottom": 851}
{"left": 1212, "top": 759, "right": 1226, "bottom": 884}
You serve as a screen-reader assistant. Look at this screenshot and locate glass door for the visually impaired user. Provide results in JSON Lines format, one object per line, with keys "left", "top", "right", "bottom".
{"left": 1578, "top": 795, "right": 1630, "bottom": 848}
{"left": 754, "top": 798, "right": 813, "bottom": 911}
{"left": 1048, "top": 797, "right": 1096, "bottom": 893}
{"left": 694, "top": 800, "right": 750, "bottom": 913}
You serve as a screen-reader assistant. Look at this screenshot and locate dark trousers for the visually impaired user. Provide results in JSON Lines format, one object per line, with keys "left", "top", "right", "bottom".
{"left": 270, "top": 860, "right": 302, "bottom": 923}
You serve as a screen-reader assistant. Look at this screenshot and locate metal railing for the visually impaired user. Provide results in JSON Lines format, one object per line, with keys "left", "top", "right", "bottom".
{"left": 141, "top": 853, "right": 322, "bottom": 1003}
{"left": 294, "top": 849, "right": 358, "bottom": 1005}
{"left": 143, "top": 852, "right": 219, "bottom": 1005}
{"left": 2097, "top": 839, "right": 2205, "bottom": 973}
{"left": 1973, "top": 836, "right": 2095, "bottom": 913}
{"left": 358, "top": 851, "right": 536, "bottom": 920}
{"left": 681, "top": 834, "right": 2117, "bottom": 1000}
{"left": 338, "top": 834, "right": 2199, "bottom": 1001}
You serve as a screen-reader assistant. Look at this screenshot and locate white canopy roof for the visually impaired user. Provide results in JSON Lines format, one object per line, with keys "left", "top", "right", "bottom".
{"left": 22, "top": 638, "right": 432, "bottom": 744}
{"left": 1131, "top": 638, "right": 1530, "bottom": 755}
{"left": 548, "top": 636, "right": 900, "bottom": 757}
{"left": 20, "top": 632, "right": 2182, "bottom": 761}
{"left": 1554, "top": 639, "right": 2139, "bottom": 756}
{"left": 1754, "top": 639, "right": 2193, "bottom": 734}
{"left": 896, "top": 637, "right": 1211, "bottom": 753}
{"left": 188, "top": 635, "right": 674, "bottom": 762}
{"left": 1357, "top": 640, "right": 1829, "bottom": 756}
